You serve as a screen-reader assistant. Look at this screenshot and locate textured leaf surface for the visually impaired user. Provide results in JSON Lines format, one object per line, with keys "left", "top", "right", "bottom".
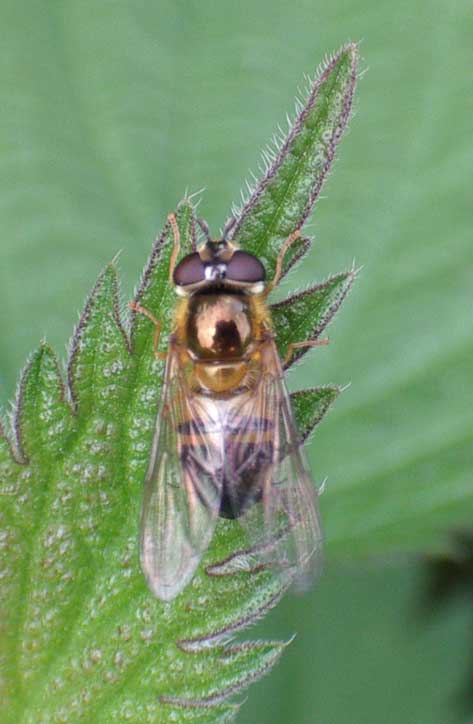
{"left": 0, "top": 42, "right": 356, "bottom": 718}
{"left": 0, "top": 213, "right": 294, "bottom": 721}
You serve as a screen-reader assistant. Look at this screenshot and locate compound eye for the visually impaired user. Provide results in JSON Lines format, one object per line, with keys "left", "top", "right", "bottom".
{"left": 173, "top": 252, "right": 206, "bottom": 286}
{"left": 226, "top": 251, "right": 266, "bottom": 283}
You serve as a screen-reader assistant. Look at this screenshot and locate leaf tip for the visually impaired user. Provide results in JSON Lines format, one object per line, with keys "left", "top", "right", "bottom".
{"left": 12, "top": 343, "right": 57, "bottom": 462}
{"left": 332, "top": 40, "right": 360, "bottom": 78}
{"left": 291, "top": 385, "right": 342, "bottom": 441}
{"left": 37, "top": 338, "right": 58, "bottom": 362}
{"left": 67, "top": 262, "right": 128, "bottom": 411}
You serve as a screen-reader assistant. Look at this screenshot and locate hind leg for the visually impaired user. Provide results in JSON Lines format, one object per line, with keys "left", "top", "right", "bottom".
{"left": 282, "top": 337, "right": 329, "bottom": 367}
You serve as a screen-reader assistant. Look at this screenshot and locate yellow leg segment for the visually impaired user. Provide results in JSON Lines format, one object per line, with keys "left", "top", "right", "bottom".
{"left": 263, "top": 228, "right": 301, "bottom": 297}
{"left": 283, "top": 337, "right": 329, "bottom": 367}
{"left": 128, "top": 302, "right": 167, "bottom": 361}
{"left": 167, "top": 212, "right": 181, "bottom": 283}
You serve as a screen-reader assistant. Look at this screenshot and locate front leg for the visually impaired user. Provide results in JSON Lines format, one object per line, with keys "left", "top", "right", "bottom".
{"left": 167, "top": 212, "right": 181, "bottom": 284}
{"left": 128, "top": 302, "right": 167, "bottom": 361}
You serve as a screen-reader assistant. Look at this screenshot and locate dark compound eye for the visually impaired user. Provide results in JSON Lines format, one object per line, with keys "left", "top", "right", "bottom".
{"left": 225, "top": 251, "right": 266, "bottom": 283}
{"left": 173, "top": 252, "right": 206, "bottom": 286}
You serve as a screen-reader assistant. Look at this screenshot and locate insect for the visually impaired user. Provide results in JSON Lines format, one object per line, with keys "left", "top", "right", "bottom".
{"left": 130, "top": 213, "right": 328, "bottom": 601}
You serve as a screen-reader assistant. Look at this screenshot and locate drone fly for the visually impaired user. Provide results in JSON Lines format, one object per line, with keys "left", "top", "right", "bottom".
{"left": 130, "top": 213, "right": 326, "bottom": 601}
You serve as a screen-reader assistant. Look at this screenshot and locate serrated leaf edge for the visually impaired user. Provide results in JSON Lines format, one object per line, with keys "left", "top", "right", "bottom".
{"left": 67, "top": 264, "right": 129, "bottom": 412}
{"left": 13, "top": 342, "right": 70, "bottom": 465}
{"left": 271, "top": 269, "right": 356, "bottom": 369}
{"left": 231, "top": 42, "right": 359, "bottom": 232}
{"left": 290, "top": 385, "right": 341, "bottom": 441}
{"left": 178, "top": 574, "right": 293, "bottom": 653}
{"left": 160, "top": 640, "right": 287, "bottom": 708}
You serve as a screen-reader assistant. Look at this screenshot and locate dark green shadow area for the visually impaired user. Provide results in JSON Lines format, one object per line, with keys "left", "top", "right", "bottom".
{"left": 243, "top": 557, "right": 471, "bottom": 724}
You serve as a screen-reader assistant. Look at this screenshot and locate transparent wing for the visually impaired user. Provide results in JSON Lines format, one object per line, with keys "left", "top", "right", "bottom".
{"left": 225, "top": 339, "right": 323, "bottom": 587}
{"left": 140, "top": 341, "right": 223, "bottom": 601}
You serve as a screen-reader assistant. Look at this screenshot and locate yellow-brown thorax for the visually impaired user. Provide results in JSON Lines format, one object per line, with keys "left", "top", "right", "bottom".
{"left": 174, "top": 291, "right": 270, "bottom": 395}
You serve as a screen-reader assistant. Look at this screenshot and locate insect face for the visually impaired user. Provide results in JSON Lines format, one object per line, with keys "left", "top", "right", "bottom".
{"left": 173, "top": 240, "right": 266, "bottom": 295}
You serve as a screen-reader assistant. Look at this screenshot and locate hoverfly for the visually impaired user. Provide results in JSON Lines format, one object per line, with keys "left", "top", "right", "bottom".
{"left": 130, "top": 214, "right": 327, "bottom": 601}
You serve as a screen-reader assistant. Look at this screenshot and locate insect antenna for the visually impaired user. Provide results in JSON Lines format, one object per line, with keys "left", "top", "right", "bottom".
{"left": 197, "top": 218, "right": 211, "bottom": 243}
{"left": 222, "top": 215, "right": 237, "bottom": 240}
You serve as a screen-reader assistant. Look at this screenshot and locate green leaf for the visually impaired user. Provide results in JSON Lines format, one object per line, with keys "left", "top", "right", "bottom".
{"left": 0, "top": 45, "right": 355, "bottom": 722}
{"left": 230, "top": 43, "right": 358, "bottom": 279}
{"left": 271, "top": 270, "right": 355, "bottom": 365}
{"left": 291, "top": 386, "right": 341, "bottom": 441}
{"left": 15, "top": 343, "right": 73, "bottom": 462}
{"left": 0, "top": 224, "right": 294, "bottom": 722}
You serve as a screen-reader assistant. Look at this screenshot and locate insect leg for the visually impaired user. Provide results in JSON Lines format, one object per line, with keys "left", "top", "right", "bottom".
{"left": 167, "top": 212, "right": 181, "bottom": 283}
{"left": 263, "top": 228, "right": 301, "bottom": 297}
{"left": 128, "top": 302, "right": 167, "bottom": 361}
{"left": 282, "top": 338, "right": 329, "bottom": 367}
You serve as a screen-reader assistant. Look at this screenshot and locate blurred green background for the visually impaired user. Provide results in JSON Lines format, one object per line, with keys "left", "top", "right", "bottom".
{"left": 1, "top": 1, "right": 471, "bottom": 722}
